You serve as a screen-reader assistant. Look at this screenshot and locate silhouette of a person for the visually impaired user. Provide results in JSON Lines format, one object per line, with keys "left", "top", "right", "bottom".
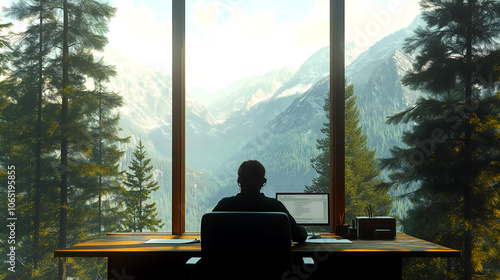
{"left": 213, "top": 160, "right": 308, "bottom": 243}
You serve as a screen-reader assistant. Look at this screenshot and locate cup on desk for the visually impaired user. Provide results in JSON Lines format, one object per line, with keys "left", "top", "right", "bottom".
{"left": 335, "top": 224, "right": 349, "bottom": 237}
{"left": 347, "top": 227, "right": 357, "bottom": 239}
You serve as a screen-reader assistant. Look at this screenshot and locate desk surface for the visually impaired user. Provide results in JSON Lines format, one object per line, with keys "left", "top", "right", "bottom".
{"left": 54, "top": 233, "right": 460, "bottom": 259}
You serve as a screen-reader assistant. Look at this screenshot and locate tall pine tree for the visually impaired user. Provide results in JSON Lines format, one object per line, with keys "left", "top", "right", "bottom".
{"left": 306, "top": 82, "right": 392, "bottom": 224}
{"left": 89, "top": 84, "right": 129, "bottom": 235}
{"left": 1, "top": 1, "right": 121, "bottom": 279}
{"left": 0, "top": 2, "right": 61, "bottom": 278}
{"left": 124, "top": 140, "right": 164, "bottom": 232}
{"left": 381, "top": 1, "right": 500, "bottom": 279}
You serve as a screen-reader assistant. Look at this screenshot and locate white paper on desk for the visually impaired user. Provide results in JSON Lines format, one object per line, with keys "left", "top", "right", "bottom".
{"left": 145, "top": 238, "right": 200, "bottom": 244}
{"left": 305, "top": 238, "right": 352, "bottom": 244}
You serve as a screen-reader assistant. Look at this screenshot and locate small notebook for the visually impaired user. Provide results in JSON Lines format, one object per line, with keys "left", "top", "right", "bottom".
{"left": 145, "top": 238, "right": 200, "bottom": 244}
{"left": 305, "top": 238, "right": 352, "bottom": 244}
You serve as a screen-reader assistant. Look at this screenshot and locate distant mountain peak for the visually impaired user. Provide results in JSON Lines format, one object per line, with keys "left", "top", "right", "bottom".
{"left": 207, "top": 67, "right": 298, "bottom": 122}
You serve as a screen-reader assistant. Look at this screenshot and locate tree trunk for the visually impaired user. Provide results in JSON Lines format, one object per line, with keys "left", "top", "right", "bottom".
{"left": 58, "top": 0, "right": 69, "bottom": 279}
{"left": 98, "top": 92, "right": 103, "bottom": 235}
{"left": 463, "top": 0, "right": 474, "bottom": 279}
{"left": 34, "top": 0, "right": 43, "bottom": 270}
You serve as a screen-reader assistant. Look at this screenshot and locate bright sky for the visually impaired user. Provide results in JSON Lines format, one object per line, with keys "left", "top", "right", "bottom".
{"left": 0, "top": 0, "right": 421, "bottom": 94}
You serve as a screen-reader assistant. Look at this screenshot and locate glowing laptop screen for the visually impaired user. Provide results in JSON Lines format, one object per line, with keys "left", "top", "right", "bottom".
{"left": 276, "top": 193, "right": 330, "bottom": 225}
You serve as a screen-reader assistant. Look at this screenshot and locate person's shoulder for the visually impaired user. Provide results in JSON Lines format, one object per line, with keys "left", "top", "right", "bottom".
{"left": 218, "top": 195, "right": 235, "bottom": 201}
{"left": 216, "top": 196, "right": 235, "bottom": 205}
{"left": 259, "top": 194, "right": 287, "bottom": 208}
{"left": 260, "top": 193, "right": 281, "bottom": 202}
{"left": 213, "top": 195, "right": 239, "bottom": 211}
{"left": 260, "top": 194, "right": 280, "bottom": 203}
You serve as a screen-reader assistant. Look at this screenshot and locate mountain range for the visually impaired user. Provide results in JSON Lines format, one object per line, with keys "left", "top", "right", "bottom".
{"left": 101, "top": 15, "right": 425, "bottom": 231}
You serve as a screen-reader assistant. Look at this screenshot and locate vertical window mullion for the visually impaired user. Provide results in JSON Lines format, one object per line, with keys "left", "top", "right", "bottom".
{"left": 330, "top": 0, "right": 345, "bottom": 233}
{"left": 172, "top": 0, "right": 186, "bottom": 235}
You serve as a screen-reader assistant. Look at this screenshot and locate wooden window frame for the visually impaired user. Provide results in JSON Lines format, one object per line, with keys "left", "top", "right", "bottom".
{"left": 171, "top": 0, "right": 344, "bottom": 234}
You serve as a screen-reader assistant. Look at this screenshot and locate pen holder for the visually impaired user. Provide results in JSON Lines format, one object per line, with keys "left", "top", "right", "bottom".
{"left": 335, "top": 224, "right": 349, "bottom": 237}
{"left": 347, "top": 227, "right": 357, "bottom": 239}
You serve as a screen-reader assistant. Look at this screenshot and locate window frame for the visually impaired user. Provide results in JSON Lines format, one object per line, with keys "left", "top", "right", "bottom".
{"left": 171, "top": 0, "right": 344, "bottom": 234}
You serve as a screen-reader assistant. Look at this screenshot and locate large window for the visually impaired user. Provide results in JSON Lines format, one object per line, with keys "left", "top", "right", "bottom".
{"left": 174, "top": 0, "right": 424, "bottom": 233}
{"left": 170, "top": 0, "right": 344, "bottom": 234}
{"left": 184, "top": 0, "right": 330, "bottom": 232}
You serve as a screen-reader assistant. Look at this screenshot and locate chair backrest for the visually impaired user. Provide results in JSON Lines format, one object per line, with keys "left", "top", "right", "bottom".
{"left": 200, "top": 212, "right": 293, "bottom": 279}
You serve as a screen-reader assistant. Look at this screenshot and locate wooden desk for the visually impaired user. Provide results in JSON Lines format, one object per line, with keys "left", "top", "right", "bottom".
{"left": 54, "top": 233, "right": 460, "bottom": 279}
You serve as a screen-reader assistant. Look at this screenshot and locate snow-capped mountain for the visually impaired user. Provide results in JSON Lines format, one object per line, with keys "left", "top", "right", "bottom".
{"left": 346, "top": 15, "right": 424, "bottom": 159}
{"left": 208, "top": 46, "right": 330, "bottom": 163}
{"left": 207, "top": 67, "right": 298, "bottom": 122}
{"left": 100, "top": 49, "right": 223, "bottom": 160}
{"left": 101, "top": 50, "right": 172, "bottom": 137}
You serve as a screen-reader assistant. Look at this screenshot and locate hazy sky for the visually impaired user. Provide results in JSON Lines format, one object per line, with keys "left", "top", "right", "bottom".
{"left": 0, "top": 0, "right": 421, "bottom": 93}
{"left": 108, "top": 0, "right": 421, "bottom": 93}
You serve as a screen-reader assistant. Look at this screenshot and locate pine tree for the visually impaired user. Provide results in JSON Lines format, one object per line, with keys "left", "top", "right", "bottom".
{"left": 124, "top": 140, "right": 164, "bottom": 232}
{"left": 50, "top": 1, "right": 117, "bottom": 278}
{"left": 0, "top": 3, "right": 61, "bottom": 278}
{"left": 34, "top": 0, "right": 44, "bottom": 270}
{"left": 381, "top": 1, "right": 500, "bottom": 278}
{"left": 1, "top": 0, "right": 119, "bottom": 279}
{"left": 58, "top": 1, "right": 116, "bottom": 278}
{"left": 59, "top": 1, "right": 69, "bottom": 277}
{"left": 89, "top": 84, "right": 129, "bottom": 235}
{"left": 306, "top": 82, "right": 392, "bottom": 224}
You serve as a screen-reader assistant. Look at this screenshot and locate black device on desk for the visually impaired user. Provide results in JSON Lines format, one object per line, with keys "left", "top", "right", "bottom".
{"left": 276, "top": 193, "right": 329, "bottom": 238}
{"left": 354, "top": 204, "right": 396, "bottom": 240}
{"left": 356, "top": 214, "right": 396, "bottom": 239}
{"left": 356, "top": 216, "right": 396, "bottom": 239}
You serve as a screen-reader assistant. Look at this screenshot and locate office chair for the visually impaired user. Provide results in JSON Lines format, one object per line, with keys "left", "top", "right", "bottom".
{"left": 186, "top": 212, "right": 314, "bottom": 280}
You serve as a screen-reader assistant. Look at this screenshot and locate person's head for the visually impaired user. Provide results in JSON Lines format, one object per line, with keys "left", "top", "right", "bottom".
{"left": 237, "top": 160, "right": 267, "bottom": 192}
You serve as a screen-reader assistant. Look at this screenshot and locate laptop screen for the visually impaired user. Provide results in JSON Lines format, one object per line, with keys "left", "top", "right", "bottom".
{"left": 276, "top": 193, "right": 330, "bottom": 226}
